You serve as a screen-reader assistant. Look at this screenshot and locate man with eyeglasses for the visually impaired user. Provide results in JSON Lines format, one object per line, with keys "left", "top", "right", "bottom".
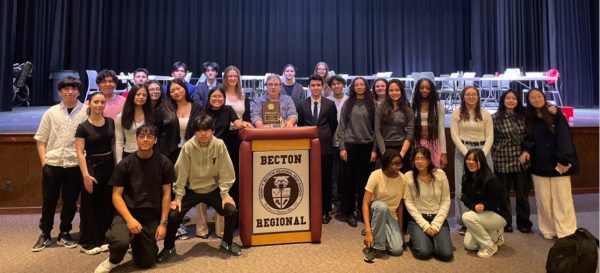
{"left": 250, "top": 74, "right": 298, "bottom": 128}
{"left": 96, "top": 69, "right": 126, "bottom": 120}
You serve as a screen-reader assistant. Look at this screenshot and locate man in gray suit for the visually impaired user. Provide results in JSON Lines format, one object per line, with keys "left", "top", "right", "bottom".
{"left": 297, "top": 74, "right": 338, "bottom": 224}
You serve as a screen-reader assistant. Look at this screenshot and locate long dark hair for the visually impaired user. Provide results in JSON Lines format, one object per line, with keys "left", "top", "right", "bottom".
{"left": 162, "top": 79, "right": 193, "bottom": 123}
{"left": 411, "top": 147, "right": 436, "bottom": 197}
{"left": 495, "top": 89, "right": 525, "bottom": 123}
{"left": 342, "top": 77, "right": 375, "bottom": 123}
{"left": 380, "top": 79, "right": 410, "bottom": 123}
{"left": 462, "top": 149, "right": 494, "bottom": 194}
{"left": 121, "top": 84, "right": 155, "bottom": 129}
{"left": 411, "top": 78, "right": 440, "bottom": 144}
{"left": 459, "top": 86, "right": 483, "bottom": 121}
{"left": 525, "top": 88, "right": 556, "bottom": 136}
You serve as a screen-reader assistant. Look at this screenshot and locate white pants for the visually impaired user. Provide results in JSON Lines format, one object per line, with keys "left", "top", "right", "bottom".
{"left": 462, "top": 211, "right": 506, "bottom": 250}
{"left": 196, "top": 203, "right": 224, "bottom": 237}
{"left": 531, "top": 174, "right": 577, "bottom": 238}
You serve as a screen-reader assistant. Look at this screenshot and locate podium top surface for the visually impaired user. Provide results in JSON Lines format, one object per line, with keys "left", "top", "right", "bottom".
{"left": 239, "top": 127, "right": 318, "bottom": 141}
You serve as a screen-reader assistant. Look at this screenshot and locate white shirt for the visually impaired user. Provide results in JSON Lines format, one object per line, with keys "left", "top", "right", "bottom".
{"left": 310, "top": 96, "right": 322, "bottom": 118}
{"left": 115, "top": 113, "right": 144, "bottom": 163}
{"left": 34, "top": 101, "right": 89, "bottom": 167}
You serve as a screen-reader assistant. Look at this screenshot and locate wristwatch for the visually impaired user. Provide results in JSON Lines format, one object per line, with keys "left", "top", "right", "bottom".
{"left": 161, "top": 219, "right": 169, "bottom": 225}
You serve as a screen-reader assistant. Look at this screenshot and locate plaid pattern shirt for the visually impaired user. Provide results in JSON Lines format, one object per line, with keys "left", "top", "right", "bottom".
{"left": 492, "top": 112, "right": 530, "bottom": 173}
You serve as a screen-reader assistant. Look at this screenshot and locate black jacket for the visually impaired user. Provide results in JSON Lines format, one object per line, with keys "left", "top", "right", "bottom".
{"left": 155, "top": 102, "right": 204, "bottom": 157}
{"left": 297, "top": 97, "right": 338, "bottom": 155}
{"left": 523, "top": 109, "right": 579, "bottom": 176}
{"left": 461, "top": 175, "right": 511, "bottom": 223}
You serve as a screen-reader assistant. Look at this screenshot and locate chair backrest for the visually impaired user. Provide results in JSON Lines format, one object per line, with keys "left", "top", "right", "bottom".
{"left": 504, "top": 68, "right": 521, "bottom": 76}
{"left": 375, "top": 71, "right": 393, "bottom": 79}
{"left": 421, "top": 72, "right": 435, "bottom": 82}
{"left": 86, "top": 70, "right": 98, "bottom": 91}
{"left": 481, "top": 74, "right": 494, "bottom": 88}
{"left": 411, "top": 72, "right": 422, "bottom": 81}
{"left": 184, "top": 72, "right": 192, "bottom": 82}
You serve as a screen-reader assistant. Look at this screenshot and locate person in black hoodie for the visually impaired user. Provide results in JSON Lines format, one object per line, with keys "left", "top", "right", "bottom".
{"left": 522, "top": 88, "right": 578, "bottom": 240}
{"left": 461, "top": 148, "right": 509, "bottom": 258}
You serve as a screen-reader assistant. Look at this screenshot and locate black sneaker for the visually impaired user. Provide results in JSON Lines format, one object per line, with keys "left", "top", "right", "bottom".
{"left": 363, "top": 248, "right": 376, "bottom": 263}
{"left": 459, "top": 227, "right": 467, "bottom": 236}
{"left": 57, "top": 232, "right": 78, "bottom": 248}
{"left": 220, "top": 241, "right": 242, "bottom": 256}
{"left": 32, "top": 234, "right": 51, "bottom": 252}
{"left": 157, "top": 247, "right": 176, "bottom": 263}
{"left": 347, "top": 213, "right": 358, "bottom": 228}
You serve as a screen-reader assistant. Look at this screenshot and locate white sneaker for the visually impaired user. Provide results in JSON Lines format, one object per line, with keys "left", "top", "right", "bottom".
{"left": 477, "top": 243, "right": 498, "bottom": 258}
{"left": 81, "top": 246, "right": 102, "bottom": 255}
{"left": 496, "top": 229, "right": 505, "bottom": 246}
{"left": 100, "top": 244, "right": 109, "bottom": 252}
{"left": 94, "top": 258, "right": 119, "bottom": 273}
{"left": 176, "top": 226, "right": 189, "bottom": 240}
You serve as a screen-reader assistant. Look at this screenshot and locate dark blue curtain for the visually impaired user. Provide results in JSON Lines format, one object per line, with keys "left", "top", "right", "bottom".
{"left": 1, "top": 0, "right": 597, "bottom": 108}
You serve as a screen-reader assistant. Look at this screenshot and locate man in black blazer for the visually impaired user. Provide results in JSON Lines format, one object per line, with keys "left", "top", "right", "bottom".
{"left": 297, "top": 74, "right": 338, "bottom": 224}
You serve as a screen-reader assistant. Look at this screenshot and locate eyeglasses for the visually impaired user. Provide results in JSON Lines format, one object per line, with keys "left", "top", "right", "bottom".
{"left": 100, "top": 80, "right": 115, "bottom": 85}
{"left": 148, "top": 88, "right": 161, "bottom": 92}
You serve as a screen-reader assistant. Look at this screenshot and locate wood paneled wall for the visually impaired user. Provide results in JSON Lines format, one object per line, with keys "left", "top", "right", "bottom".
{"left": 0, "top": 127, "right": 597, "bottom": 214}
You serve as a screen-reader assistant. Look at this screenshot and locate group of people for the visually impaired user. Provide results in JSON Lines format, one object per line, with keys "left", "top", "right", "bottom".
{"left": 31, "top": 60, "right": 579, "bottom": 271}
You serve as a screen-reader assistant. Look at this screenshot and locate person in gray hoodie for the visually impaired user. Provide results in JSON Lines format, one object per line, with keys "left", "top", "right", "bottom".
{"left": 157, "top": 114, "right": 242, "bottom": 262}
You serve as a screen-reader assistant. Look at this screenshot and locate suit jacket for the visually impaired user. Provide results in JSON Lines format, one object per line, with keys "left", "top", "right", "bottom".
{"left": 155, "top": 102, "right": 204, "bottom": 157}
{"left": 192, "top": 81, "right": 222, "bottom": 108}
{"left": 297, "top": 97, "right": 338, "bottom": 155}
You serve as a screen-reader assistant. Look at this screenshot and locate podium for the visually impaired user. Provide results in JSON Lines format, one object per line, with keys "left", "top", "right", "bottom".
{"left": 238, "top": 127, "right": 322, "bottom": 247}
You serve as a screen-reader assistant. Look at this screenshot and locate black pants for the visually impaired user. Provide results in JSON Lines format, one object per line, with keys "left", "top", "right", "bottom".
{"left": 496, "top": 171, "right": 533, "bottom": 229}
{"left": 39, "top": 165, "right": 82, "bottom": 235}
{"left": 164, "top": 188, "right": 238, "bottom": 249}
{"left": 224, "top": 131, "right": 241, "bottom": 204}
{"left": 321, "top": 154, "right": 333, "bottom": 215}
{"left": 79, "top": 155, "right": 114, "bottom": 248}
{"left": 106, "top": 214, "right": 158, "bottom": 268}
{"left": 341, "top": 143, "right": 375, "bottom": 216}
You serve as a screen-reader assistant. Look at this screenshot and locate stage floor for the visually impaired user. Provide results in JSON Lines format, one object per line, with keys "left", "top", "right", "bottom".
{"left": 0, "top": 105, "right": 598, "bottom": 134}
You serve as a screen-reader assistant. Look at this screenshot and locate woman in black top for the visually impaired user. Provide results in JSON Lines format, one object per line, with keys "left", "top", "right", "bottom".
{"left": 195, "top": 87, "right": 250, "bottom": 238}
{"left": 461, "top": 148, "right": 509, "bottom": 259}
{"left": 522, "top": 88, "right": 578, "bottom": 239}
{"left": 75, "top": 92, "right": 115, "bottom": 254}
{"left": 156, "top": 79, "right": 203, "bottom": 164}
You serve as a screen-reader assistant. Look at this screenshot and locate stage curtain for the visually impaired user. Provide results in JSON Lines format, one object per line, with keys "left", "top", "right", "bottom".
{"left": 0, "top": 0, "right": 16, "bottom": 111}
{"left": 1, "top": 0, "right": 597, "bottom": 108}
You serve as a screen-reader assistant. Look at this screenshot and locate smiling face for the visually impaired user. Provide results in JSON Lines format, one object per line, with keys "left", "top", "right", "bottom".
{"left": 385, "top": 156, "right": 402, "bottom": 173}
{"left": 169, "top": 82, "right": 186, "bottom": 102}
{"left": 136, "top": 132, "right": 157, "bottom": 152}
{"left": 419, "top": 80, "right": 431, "bottom": 99}
{"left": 465, "top": 153, "right": 480, "bottom": 173}
{"left": 226, "top": 69, "right": 240, "bottom": 88}
{"left": 133, "top": 87, "right": 148, "bottom": 106}
{"left": 353, "top": 79, "right": 366, "bottom": 97}
{"left": 388, "top": 82, "right": 402, "bottom": 102}
{"left": 374, "top": 80, "right": 387, "bottom": 100}
{"left": 414, "top": 152, "right": 430, "bottom": 172}
{"left": 503, "top": 92, "right": 518, "bottom": 111}
{"left": 310, "top": 79, "right": 323, "bottom": 99}
{"left": 528, "top": 89, "right": 546, "bottom": 109}
{"left": 98, "top": 76, "right": 116, "bottom": 98}
{"left": 209, "top": 89, "right": 225, "bottom": 110}
{"left": 316, "top": 64, "right": 327, "bottom": 78}
{"left": 88, "top": 93, "right": 106, "bottom": 115}
{"left": 148, "top": 83, "right": 162, "bottom": 102}
{"left": 331, "top": 79, "right": 345, "bottom": 96}
{"left": 59, "top": 86, "right": 80, "bottom": 105}
{"left": 463, "top": 87, "right": 479, "bottom": 107}
{"left": 266, "top": 77, "right": 281, "bottom": 99}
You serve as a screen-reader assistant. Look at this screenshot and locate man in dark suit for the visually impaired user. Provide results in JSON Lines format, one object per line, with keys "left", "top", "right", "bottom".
{"left": 297, "top": 74, "right": 338, "bottom": 224}
{"left": 192, "top": 61, "right": 221, "bottom": 107}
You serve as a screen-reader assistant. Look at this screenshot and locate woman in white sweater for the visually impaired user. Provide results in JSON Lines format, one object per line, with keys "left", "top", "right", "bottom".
{"left": 404, "top": 147, "right": 453, "bottom": 261}
{"left": 450, "top": 86, "right": 493, "bottom": 234}
{"left": 114, "top": 84, "right": 155, "bottom": 163}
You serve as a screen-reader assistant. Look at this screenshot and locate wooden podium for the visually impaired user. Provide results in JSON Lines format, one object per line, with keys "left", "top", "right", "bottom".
{"left": 238, "top": 127, "right": 322, "bottom": 247}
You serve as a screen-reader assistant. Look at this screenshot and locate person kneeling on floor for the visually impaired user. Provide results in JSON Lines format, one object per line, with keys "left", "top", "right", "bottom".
{"left": 95, "top": 124, "right": 175, "bottom": 273}
{"left": 362, "top": 150, "right": 406, "bottom": 262}
{"left": 158, "top": 114, "right": 241, "bottom": 262}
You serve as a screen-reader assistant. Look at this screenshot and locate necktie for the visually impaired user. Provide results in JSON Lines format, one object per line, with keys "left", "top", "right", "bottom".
{"left": 313, "top": 101, "right": 319, "bottom": 119}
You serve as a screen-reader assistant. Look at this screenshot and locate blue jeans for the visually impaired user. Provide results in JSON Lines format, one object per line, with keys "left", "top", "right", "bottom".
{"left": 454, "top": 144, "right": 493, "bottom": 227}
{"left": 369, "top": 201, "right": 403, "bottom": 255}
{"left": 407, "top": 220, "right": 454, "bottom": 261}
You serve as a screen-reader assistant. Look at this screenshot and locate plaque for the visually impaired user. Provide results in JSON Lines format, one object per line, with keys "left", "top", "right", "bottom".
{"left": 262, "top": 101, "right": 281, "bottom": 125}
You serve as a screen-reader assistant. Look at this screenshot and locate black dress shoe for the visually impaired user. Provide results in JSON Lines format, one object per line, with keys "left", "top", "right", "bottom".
{"left": 518, "top": 226, "right": 532, "bottom": 233}
{"left": 347, "top": 214, "right": 357, "bottom": 227}
{"left": 322, "top": 214, "right": 331, "bottom": 224}
{"left": 504, "top": 226, "right": 514, "bottom": 233}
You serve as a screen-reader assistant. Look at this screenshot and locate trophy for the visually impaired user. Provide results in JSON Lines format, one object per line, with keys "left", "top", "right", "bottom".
{"left": 262, "top": 101, "right": 281, "bottom": 126}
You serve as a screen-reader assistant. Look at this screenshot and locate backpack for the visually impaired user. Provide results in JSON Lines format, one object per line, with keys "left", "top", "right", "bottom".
{"left": 546, "top": 228, "right": 599, "bottom": 273}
